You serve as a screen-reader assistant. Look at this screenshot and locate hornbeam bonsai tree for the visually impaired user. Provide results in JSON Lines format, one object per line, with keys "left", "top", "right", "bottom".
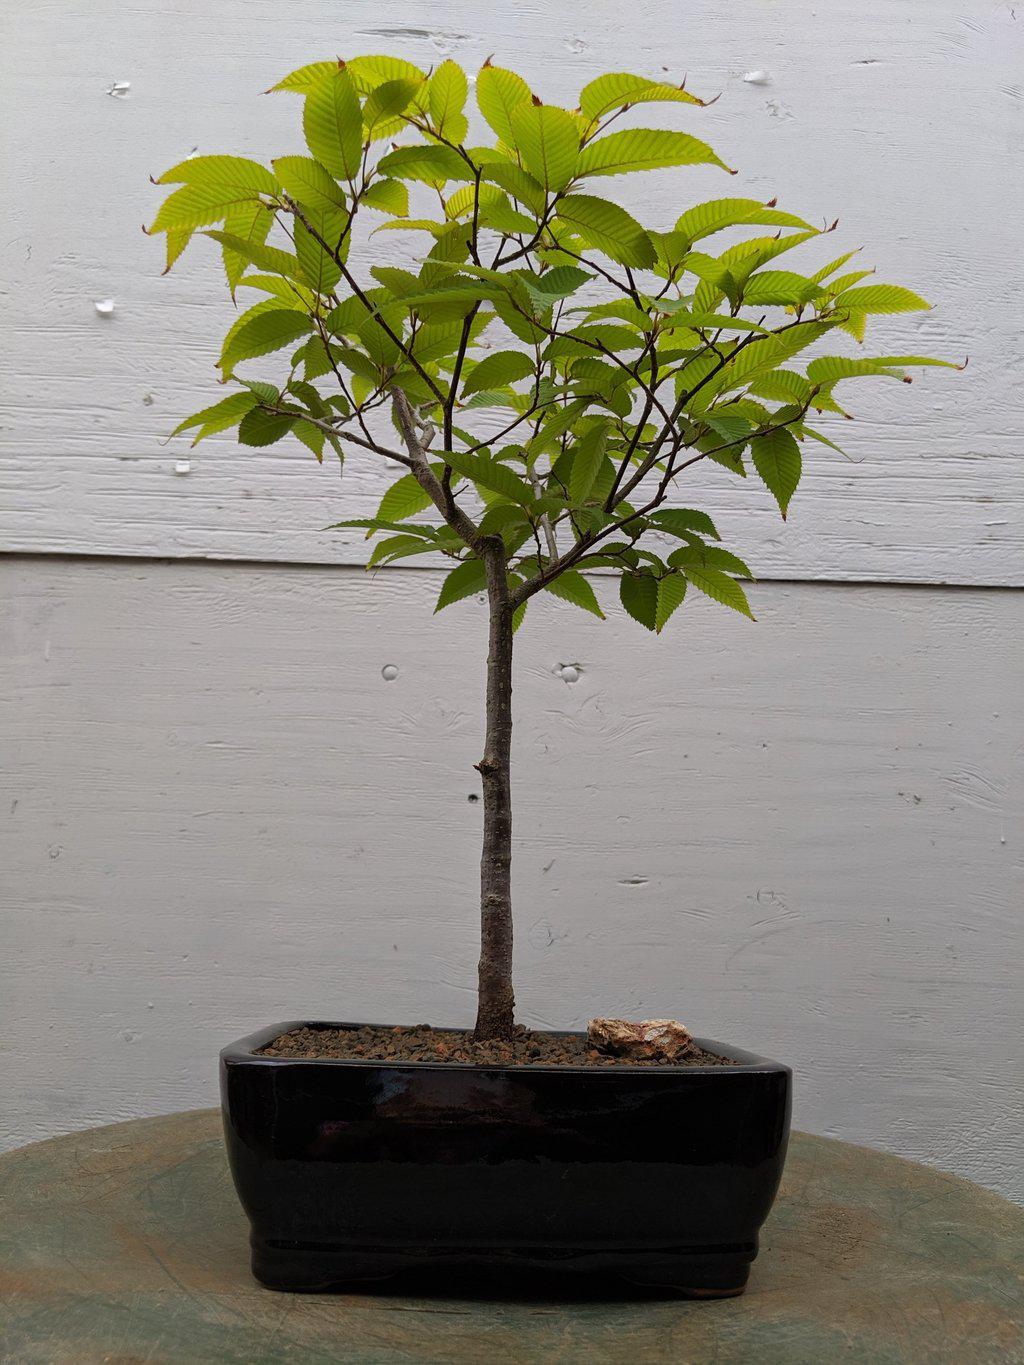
{"left": 149, "top": 56, "right": 956, "bottom": 1042}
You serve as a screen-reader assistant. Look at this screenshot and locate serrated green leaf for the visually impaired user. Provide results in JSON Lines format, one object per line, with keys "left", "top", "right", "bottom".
{"left": 667, "top": 544, "right": 751, "bottom": 577}
{"left": 171, "top": 390, "right": 259, "bottom": 442}
{"left": 751, "top": 427, "right": 801, "bottom": 518}
{"left": 267, "top": 61, "right": 338, "bottom": 94}
{"left": 218, "top": 308, "right": 313, "bottom": 377}
{"left": 555, "top": 194, "right": 655, "bottom": 268}
{"left": 576, "top": 128, "right": 731, "bottom": 178}
{"left": 148, "top": 183, "right": 263, "bottom": 234}
{"left": 155, "top": 154, "right": 278, "bottom": 196}
{"left": 204, "top": 230, "right": 309, "bottom": 285}
{"left": 648, "top": 507, "right": 720, "bottom": 541}
{"left": 237, "top": 406, "right": 296, "bottom": 446}
{"left": 833, "top": 284, "right": 930, "bottom": 314}
{"left": 619, "top": 572, "right": 659, "bottom": 629}
{"left": 461, "top": 350, "right": 534, "bottom": 398}
{"left": 509, "top": 104, "right": 580, "bottom": 192}
{"left": 363, "top": 78, "right": 420, "bottom": 138}
{"left": 436, "top": 558, "right": 488, "bottom": 610}
{"left": 362, "top": 178, "right": 409, "bottom": 216}
{"left": 294, "top": 208, "right": 344, "bottom": 293}
{"left": 428, "top": 60, "right": 469, "bottom": 140}
{"left": 368, "top": 533, "right": 436, "bottom": 567}
{"left": 272, "top": 155, "right": 346, "bottom": 210}
{"left": 687, "top": 567, "right": 755, "bottom": 618}
{"left": 219, "top": 202, "right": 274, "bottom": 291}
{"left": 303, "top": 68, "right": 363, "bottom": 181}
{"left": 743, "top": 269, "right": 822, "bottom": 307}
{"left": 805, "top": 354, "right": 949, "bottom": 384}
{"left": 544, "top": 570, "right": 604, "bottom": 618}
{"left": 476, "top": 63, "right": 534, "bottom": 144}
{"left": 655, "top": 573, "right": 687, "bottom": 632}
{"left": 579, "top": 72, "right": 703, "bottom": 119}
{"left": 346, "top": 54, "right": 427, "bottom": 97}
{"left": 675, "top": 197, "right": 813, "bottom": 242}
{"left": 443, "top": 450, "right": 534, "bottom": 504}
{"left": 478, "top": 159, "right": 545, "bottom": 215}
{"left": 376, "top": 144, "right": 472, "bottom": 185}
{"left": 328, "top": 517, "right": 437, "bottom": 537}
{"left": 377, "top": 472, "right": 435, "bottom": 522}
{"left": 568, "top": 422, "right": 609, "bottom": 504}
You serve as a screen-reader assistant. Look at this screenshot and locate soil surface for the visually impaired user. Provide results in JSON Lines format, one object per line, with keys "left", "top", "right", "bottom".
{"left": 259, "top": 1024, "right": 734, "bottom": 1068}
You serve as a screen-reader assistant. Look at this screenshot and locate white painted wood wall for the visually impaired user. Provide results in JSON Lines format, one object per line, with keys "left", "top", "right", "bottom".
{"left": 1, "top": 2, "right": 1022, "bottom": 1201}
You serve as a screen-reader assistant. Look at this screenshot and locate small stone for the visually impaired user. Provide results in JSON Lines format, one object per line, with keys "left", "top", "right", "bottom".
{"left": 587, "top": 1017, "right": 697, "bottom": 1062}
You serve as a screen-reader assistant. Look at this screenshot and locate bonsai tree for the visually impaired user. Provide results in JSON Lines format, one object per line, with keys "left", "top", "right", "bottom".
{"left": 148, "top": 56, "right": 955, "bottom": 1041}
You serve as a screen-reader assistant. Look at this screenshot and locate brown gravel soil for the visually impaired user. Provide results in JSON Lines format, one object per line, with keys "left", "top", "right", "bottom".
{"left": 259, "top": 1024, "right": 735, "bottom": 1068}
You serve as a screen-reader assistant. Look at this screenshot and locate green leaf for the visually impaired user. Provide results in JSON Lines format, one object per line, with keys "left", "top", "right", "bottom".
{"left": 303, "top": 67, "right": 363, "bottom": 181}
{"left": 687, "top": 567, "right": 755, "bottom": 618}
{"left": 294, "top": 208, "right": 344, "bottom": 292}
{"left": 576, "top": 128, "right": 731, "bottom": 178}
{"left": 369, "top": 533, "right": 437, "bottom": 567}
{"left": 271, "top": 156, "right": 346, "bottom": 210}
{"left": 648, "top": 507, "right": 720, "bottom": 541}
{"left": 328, "top": 517, "right": 436, "bottom": 537}
{"left": 377, "top": 472, "right": 434, "bottom": 521}
{"left": 667, "top": 544, "right": 751, "bottom": 577}
{"left": 162, "top": 228, "right": 192, "bottom": 274}
{"left": 568, "top": 423, "right": 609, "bottom": 504}
{"left": 805, "top": 354, "right": 952, "bottom": 385}
{"left": 376, "top": 144, "right": 472, "bottom": 185}
{"left": 655, "top": 573, "right": 687, "bottom": 632}
{"left": 675, "top": 197, "right": 813, "bottom": 241}
{"left": 478, "top": 160, "right": 545, "bottom": 214}
{"left": 748, "top": 369, "right": 812, "bottom": 405}
{"left": 436, "top": 558, "right": 487, "bottom": 611}
{"left": 461, "top": 350, "right": 534, "bottom": 397}
{"left": 443, "top": 450, "right": 534, "bottom": 504}
{"left": 743, "top": 270, "right": 822, "bottom": 307}
{"left": 218, "top": 308, "right": 313, "bottom": 377}
{"left": 619, "top": 572, "right": 659, "bottom": 630}
{"left": 362, "top": 178, "right": 409, "bottom": 216}
{"left": 509, "top": 104, "right": 580, "bottom": 192}
{"left": 476, "top": 63, "right": 534, "bottom": 145}
{"left": 148, "top": 183, "right": 262, "bottom": 234}
{"left": 204, "top": 229, "right": 310, "bottom": 285}
{"left": 428, "top": 60, "right": 469, "bottom": 140}
{"left": 155, "top": 154, "right": 278, "bottom": 197}
{"left": 525, "top": 264, "right": 593, "bottom": 302}
{"left": 237, "top": 406, "right": 296, "bottom": 446}
{"left": 363, "top": 78, "right": 420, "bottom": 138}
{"left": 544, "top": 570, "right": 604, "bottom": 618}
{"left": 219, "top": 202, "right": 274, "bottom": 292}
{"left": 267, "top": 61, "right": 338, "bottom": 94}
{"left": 833, "top": 284, "right": 930, "bottom": 314}
{"left": 751, "top": 427, "right": 801, "bottom": 518}
{"left": 346, "top": 55, "right": 428, "bottom": 97}
{"left": 171, "top": 390, "right": 259, "bottom": 443}
{"left": 555, "top": 194, "right": 655, "bottom": 268}
{"left": 579, "top": 72, "right": 703, "bottom": 119}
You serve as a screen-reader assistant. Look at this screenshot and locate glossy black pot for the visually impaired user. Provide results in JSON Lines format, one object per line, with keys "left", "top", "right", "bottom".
{"left": 221, "top": 1021, "right": 791, "bottom": 1297}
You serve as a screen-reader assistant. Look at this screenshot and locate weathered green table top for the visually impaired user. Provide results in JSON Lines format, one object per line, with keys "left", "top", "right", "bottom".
{"left": 1, "top": 1110, "right": 1021, "bottom": 1364}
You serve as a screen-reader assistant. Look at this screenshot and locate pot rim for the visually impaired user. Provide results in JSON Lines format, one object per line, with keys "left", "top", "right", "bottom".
{"left": 221, "top": 1020, "right": 791, "bottom": 1076}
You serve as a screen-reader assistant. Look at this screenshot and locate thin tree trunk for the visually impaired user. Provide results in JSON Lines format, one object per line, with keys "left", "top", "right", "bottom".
{"left": 473, "top": 539, "right": 515, "bottom": 1040}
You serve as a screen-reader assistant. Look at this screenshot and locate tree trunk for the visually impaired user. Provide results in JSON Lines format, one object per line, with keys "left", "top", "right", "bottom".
{"left": 473, "top": 539, "right": 515, "bottom": 1040}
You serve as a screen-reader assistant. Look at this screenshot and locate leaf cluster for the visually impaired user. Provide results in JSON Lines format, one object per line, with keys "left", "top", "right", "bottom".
{"left": 150, "top": 57, "right": 957, "bottom": 631}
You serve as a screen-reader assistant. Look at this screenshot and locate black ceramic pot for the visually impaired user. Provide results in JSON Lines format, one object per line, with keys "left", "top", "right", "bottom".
{"left": 221, "top": 1020, "right": 791, "bottom": 1297}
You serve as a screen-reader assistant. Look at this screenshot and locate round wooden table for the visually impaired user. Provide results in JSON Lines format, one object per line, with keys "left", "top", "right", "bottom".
{"left": 1, "top": 1109, "right": 1021, "bottom": 1363}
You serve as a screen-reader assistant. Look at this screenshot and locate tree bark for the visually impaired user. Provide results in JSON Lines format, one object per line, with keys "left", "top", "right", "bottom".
{"left": 473, "top": 538, "right": 516, "bottom": 1040}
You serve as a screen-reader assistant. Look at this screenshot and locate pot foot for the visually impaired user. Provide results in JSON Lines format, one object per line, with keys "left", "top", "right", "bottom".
{"left": 251, "top": 1237, "right": 752, "bottom": 1299}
